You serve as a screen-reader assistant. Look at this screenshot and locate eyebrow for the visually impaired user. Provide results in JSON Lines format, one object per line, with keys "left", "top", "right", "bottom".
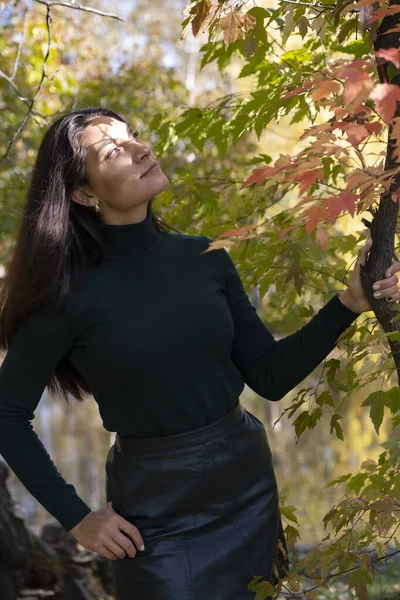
{"left": 95, "top": 122, "right": 133, "bottom": 158}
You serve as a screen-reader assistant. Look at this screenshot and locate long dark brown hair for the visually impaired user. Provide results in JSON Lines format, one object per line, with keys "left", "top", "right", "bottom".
{"left": 0, "top": 106, "right": 175, "bottom": 404}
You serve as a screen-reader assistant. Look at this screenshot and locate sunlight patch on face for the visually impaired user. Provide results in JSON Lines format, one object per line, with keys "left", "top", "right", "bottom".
{"left": 83, "top": 117, "right": 135, "bottom": 163}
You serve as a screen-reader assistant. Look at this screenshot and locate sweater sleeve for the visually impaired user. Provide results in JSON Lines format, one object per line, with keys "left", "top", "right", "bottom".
{"left": 0, "top": 300, "right": 93, "bottom": 532}
{"left": 215, "top": 245, "right": 361, "bottom": 402}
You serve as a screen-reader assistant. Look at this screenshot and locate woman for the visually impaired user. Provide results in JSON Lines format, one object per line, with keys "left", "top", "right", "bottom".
{"left": 0, "top": 106, "right": 398, "bottom": 600}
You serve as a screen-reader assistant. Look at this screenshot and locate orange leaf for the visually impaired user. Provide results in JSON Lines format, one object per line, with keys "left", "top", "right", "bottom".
{"left": 343, "top": 70, "right": 374, "bottom": 106}
{"left": 339, "top": 191, "right": 357, "bottom": 216}
{"left": 280, "top": 80, "right": 314, "bottom": 100}
{"left": 296, "top": 169, "right": 324, "bottom": 195}
{"left": 368, "top": 5, "right": 400, "bottom": 24}
{"left": 381, "top": 25, "right": 400, "bottom": 35}
{"left": 375, "top": 47, "right": 400, "bottom": 69}
{"left": 218, "top": 225, "right": 256, "bottom": 238}
{"left": 240, "top": 165, "right": 282, "bottom": 189}
{"left": 354, "top": 0, "right": 385, "bottom": 7}
{"left": 364, "top": 121, "right": 383, "bottom": 136}
{"left": 298, "top": 123, "right": 331, "bottom": 141}
{"left": 279, "top": 225, "right": 297, "bottom": 236}
{"left": 311, "top": 80, "right": 341, "bottom": 101}
{"left": 335, "top": 59, "right": 375, "bottom": 77}
{"left": 347, "top": 170, "right": 373, "bottom": 192}
{"left": 301, "top": 205, "right": 327, "bottom": 235}
{"left": 369, "top": 83, "right": 400, "bottom": 124}
{"left": 315, "top": 227, "right": 329, "bottom": 250}
{"left": 324, "top": 196, "right": 343, "bottom": 223}
{"left": 345, "top": 123, "right": 370, "bottom": 145}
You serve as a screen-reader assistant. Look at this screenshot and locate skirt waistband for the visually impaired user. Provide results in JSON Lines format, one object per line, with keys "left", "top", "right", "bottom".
{"left": 115, "top": 400, "right": 245, "bottom": 455}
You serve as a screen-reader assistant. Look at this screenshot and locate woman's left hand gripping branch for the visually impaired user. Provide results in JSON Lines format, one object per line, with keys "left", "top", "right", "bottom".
{"left": 339, "top": 239, "right": 400, "bottom": 314}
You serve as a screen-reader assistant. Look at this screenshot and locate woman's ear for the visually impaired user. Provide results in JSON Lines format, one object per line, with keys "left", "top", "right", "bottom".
{"left": 71, "top": 186, "right": 96, "bottom": 208}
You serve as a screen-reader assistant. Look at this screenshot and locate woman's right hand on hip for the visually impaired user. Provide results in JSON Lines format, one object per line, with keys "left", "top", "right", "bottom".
{"left": 68, "top": 502, "right": 145, "bottom": 560}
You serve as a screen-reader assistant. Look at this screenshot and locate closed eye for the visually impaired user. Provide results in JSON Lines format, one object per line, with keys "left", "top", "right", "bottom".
{"left": 105, "top": 129, "right": 140, "bottom": 159}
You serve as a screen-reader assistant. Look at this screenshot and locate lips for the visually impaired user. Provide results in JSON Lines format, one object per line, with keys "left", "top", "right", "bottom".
{"left": 141, "top": 162, "right": 159, "bottom": 177}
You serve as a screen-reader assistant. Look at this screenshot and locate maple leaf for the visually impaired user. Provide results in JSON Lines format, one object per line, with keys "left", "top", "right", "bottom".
{"left": 218, "top": 225, "right": 256, "bottom": 238}
{"left": 369, "top": 83, "right": 400, "bottom": 124}
{"left": 343, "top": 69, "right": 374, "bottom": 106}
{"left": 311, "top": 80, "right": 341, "bottom": 101}
{"left": 301, "top": 205, "right": 327, "bottom": 234}
{"left": 368, "top": 4, "right": 400, "bottom": 24}
{"left": 324, "top": 196, "right": 344, "bottom": 223}
{"left": 335, "top": 59, "right": 375, "bottom": 77}
{"left": 292, "top": 168, "right": 324, "bottom": 195}
{"left": 279, "top": 225, "right": 297, "bottom": 236}
{"left": 218, "top": 11, "right": 245, "bottom": 45}
{"left": 347, "top": 170, "right": 372, "bottom": 193}
{"left": 281, "top": 80, "right": 313, "bottom": 100}
{"left": 340, "top": 191, "right": 357, "bottom": 216}
{"left": 353, "top": 0, "right": 383, "bottom": 8}
{"left": 375, "top": 47, "right": 400, "bottom": 69}
{"left": 241, "top": 13, "right": 256, "bottom": 33}
{"left": 202, "top": 239, "right": 234, "bottom": 253}
{"left": 298, "top": 123, "right": 331, "bottom": 141}
{"left": 381, "top": 25, "right": 400, "bottom": 35}
{"left": 364, "top": 121, "right": 383, "bottom": 136}
{"left": 241, "top": 165, "right": 283, "bottom": 189}
{"left": 345, "top": 123, "right": 370, "bottom": 145}
{"left": 316, "top": 226, "right": 329, "bottom": 250}
{"left": 323, "top": 191, "right": 357, "bottom": 222}
{"left": 190, "top": 0, "right": 211, "bottom": 37}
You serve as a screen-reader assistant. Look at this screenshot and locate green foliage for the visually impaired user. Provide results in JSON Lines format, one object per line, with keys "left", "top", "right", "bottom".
{"left": 177, "top": 1, "right": 400, "bottom": 598}
{"left": 361, "top": 389, "right": 400, "bottom": 434}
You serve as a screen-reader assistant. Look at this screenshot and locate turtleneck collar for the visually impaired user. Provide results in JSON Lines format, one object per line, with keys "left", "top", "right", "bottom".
{"left": 99, "top": 203, "right": 162, "bottom": 257}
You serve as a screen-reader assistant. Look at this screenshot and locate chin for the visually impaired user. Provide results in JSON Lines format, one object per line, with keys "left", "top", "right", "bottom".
{"left": 156, "top": 172, "right": 170, "bottom": 191}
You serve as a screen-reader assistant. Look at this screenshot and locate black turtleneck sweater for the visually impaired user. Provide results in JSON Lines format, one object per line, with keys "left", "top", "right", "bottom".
{"left": 0, "top": 203, "right": 361, "bottom": 532}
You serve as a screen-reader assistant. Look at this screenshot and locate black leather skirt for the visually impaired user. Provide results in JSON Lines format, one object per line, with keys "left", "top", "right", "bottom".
{"left": 105, "top": 401, "right": 289, "bottom": 600}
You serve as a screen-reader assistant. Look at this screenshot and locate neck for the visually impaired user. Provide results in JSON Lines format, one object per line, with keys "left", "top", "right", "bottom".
{"left": 99, "top": 203, "right": 162, "bottom": 256}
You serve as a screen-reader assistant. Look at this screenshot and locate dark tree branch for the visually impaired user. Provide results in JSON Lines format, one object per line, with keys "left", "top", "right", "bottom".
{"left": 33, "top": 0, "right": 124, "bottom": 22}
{"left": 359, "top": 0, "right": 400, "bottom": 383}
{"left": 0, "top": 5, "right": 53, "bottom": 166}
{"left": 0, "top": 0, "right": 124, "bottom": 167}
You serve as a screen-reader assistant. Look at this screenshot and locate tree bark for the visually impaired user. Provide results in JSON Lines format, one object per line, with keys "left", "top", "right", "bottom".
{"left": 361, "top": 0, "right": 400, "bottom": 382}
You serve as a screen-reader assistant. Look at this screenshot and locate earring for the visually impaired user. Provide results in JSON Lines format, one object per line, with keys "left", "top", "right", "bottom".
{"left": 95, "top": 204, "right": 100, "bottom": 214}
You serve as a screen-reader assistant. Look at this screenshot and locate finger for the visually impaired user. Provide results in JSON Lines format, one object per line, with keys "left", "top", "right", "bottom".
{"left": 373, "top": 275, "right": 399, "bottom": 288}
{"left": 97, "top": 544, "right": 120, "bottom": 561}
{"left": 113, "top": 531, "right": 137, "bottom": 558}
{"left": 385, "top": 291, "right": 400, "bottom": 302}
{"left": 106, "top": 537, "right": 130, "bottom": 559}
{"left": 119, "top": 518, "right": 145, "bottom": 551}
{"left": 373, "top": 285, "right": 399, "bottom": 298}
{"left": 385, "top": 261, "right": 400, "bottom": 277}
{"left": 357, "top": 239, "right": 373, "bottom": 266}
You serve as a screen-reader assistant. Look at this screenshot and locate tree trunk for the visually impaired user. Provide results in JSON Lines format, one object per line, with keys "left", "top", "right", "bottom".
{"left": 361, "top": 0, "right": 400, "bottom": 383}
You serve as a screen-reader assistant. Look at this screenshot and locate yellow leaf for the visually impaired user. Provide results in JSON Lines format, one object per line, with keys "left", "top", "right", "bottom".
{"left": 242, "top": 13, "right": 256, "bottom": 33}
{"left": 202, "top": 239, "right": 235, "bottom": 253}
{"left": 218, "top": 12, "right": 245, "bottom": 46}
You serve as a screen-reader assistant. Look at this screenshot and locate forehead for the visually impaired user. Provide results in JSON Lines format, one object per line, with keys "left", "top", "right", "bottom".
{"left": 82, "top": 116, "right": 127, "bottom": 150}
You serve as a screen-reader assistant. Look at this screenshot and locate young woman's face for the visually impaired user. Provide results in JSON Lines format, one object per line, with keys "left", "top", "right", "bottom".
{"left": 73, "top": 115, "right": 169, "bottom": 221}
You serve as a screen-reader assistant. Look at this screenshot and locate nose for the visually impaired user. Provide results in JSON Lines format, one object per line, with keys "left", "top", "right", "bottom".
{"left": 126, "top": 138, "right": 152, "bottom": 163}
